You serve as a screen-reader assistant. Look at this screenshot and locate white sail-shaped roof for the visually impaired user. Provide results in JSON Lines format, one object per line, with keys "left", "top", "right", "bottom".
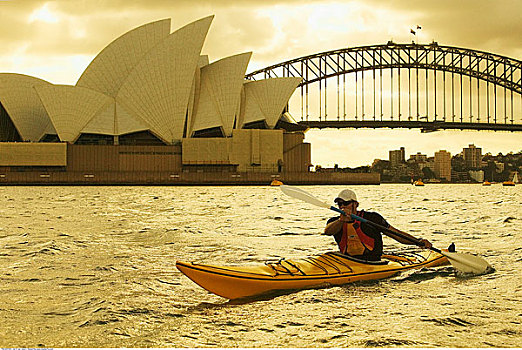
{"left": 80, "top": 101, "right": 151, "bottom": 136}
{"left": 240, "top": 77, "right": 302, "bottom": 129}
{"left": 186, "top": 55, "right": 211, "bottom": 138}
{"left": 76, "top": 19, "right": 171, "bottom": 97}
{"left": 35, "top": 85, "right": 112, "bottom": 142}
{"left": 190, "top": 52, "right": 252, "bottom": 136}
{"left": 81, "top": 102, "right": 115, "bottom": 135}
{"left": 114, "top": 103, "right": 152, "bottom": 135}
{"left": 0, "top": 73, "right": 56, "bottom": 141}
{"left": 116, "top": 16, "right": 214, "bottom": 143}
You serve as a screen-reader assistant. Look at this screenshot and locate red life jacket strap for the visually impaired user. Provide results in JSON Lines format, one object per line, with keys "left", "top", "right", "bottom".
{"left": 339, "top": 222, "right": 348, "bottom": 254}
{"left": 354, "top": 210, "right": 375, "bottom": 251}
{"left": 354, "top": 222, "right": 375, "bottom": 250}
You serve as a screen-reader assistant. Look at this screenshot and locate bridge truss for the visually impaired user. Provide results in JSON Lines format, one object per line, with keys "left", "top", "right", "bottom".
{"left": 246, "top": 42, "right": 522, "bottom": 132}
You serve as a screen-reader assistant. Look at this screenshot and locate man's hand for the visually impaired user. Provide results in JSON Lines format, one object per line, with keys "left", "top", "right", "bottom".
{"left": 419, "top": 238, "right": 432, "bottom": 249}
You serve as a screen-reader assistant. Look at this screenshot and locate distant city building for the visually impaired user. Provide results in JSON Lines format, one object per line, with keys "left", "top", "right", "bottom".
{"left": 389, "top": 147, "right": 405, "bottom": 167}
{"left": 371, "top": 159, "right": 383, "bottom": 167}
{"left": 415, "top": 158, "right": 435, "bottom": 173}
{"left": 409, "top": 152, "right": 428, "bottom": 163}
{"left": 469, "top": 170, "right": 484, "bottom": 182}
{"left": 463, "top": 144, "right": 482, "bottom": 168}
{"left": 434, "top": 150, "right": 452, "bottom": 181}
{"left": 495, "top": 161, "right": 505, "bottom": 172}
{"left": 375, "top": 145, "right": 519, "bottom": 184}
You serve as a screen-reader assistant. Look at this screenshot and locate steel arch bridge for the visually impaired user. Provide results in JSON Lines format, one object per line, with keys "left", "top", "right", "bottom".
{"left": 246, "top": 42, "right": 522, "bottom": 132}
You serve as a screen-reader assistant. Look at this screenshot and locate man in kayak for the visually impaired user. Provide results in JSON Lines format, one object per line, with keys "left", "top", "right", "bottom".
{"left": 324, "top": 189, "right": 432, "bottom": 261}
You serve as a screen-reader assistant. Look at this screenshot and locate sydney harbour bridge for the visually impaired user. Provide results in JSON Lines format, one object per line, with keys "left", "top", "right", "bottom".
{"left": 246, "top": 42, "right": 522, "bottom": 132}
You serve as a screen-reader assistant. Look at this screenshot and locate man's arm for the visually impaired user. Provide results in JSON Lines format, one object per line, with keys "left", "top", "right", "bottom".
{"left": 324, "top": 213, "right": 355, "bottom": 236}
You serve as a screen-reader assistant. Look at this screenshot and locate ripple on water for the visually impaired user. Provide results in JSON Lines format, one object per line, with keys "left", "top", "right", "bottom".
{"left": 364, "top": 338, "right": 423, "bottom": 347}
{"left": 420, "top": 316, "right": 475, "bottom": 327}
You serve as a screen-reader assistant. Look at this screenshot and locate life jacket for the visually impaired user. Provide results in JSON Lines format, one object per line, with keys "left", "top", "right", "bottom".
{"left": 337, "top": 211, "right": 375, "bottom": 256}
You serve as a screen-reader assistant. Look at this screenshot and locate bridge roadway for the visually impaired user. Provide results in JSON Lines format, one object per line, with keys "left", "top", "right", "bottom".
{"left": 298, "top": 120, "right": 522, "bottom": 132}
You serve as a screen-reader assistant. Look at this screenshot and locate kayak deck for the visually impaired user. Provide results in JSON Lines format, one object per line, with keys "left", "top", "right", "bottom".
{"left": 176, "top": 251, "right": 449, "bottom": 300}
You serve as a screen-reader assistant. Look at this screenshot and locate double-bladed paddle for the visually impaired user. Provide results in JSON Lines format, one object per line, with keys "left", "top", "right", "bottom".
{"left": 280, "top": 184, "right": 492, "bottom": 275}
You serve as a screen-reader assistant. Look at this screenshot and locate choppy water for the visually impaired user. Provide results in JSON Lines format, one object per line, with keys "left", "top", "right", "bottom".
{"left": 0, "top": 184, "right": 520, "bottom": 347}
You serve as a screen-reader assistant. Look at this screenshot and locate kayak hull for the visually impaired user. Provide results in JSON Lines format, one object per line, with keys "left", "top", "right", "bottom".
{"left": 176, "top": 251, "right": 449, "bottom": 300}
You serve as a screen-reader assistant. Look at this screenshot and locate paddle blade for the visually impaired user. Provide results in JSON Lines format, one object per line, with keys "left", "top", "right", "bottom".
{"left": 442, "top": 251, "right": 493, "bottom": 275}
{"left": 280, "top": 185, "right": 331, "bottom": 209}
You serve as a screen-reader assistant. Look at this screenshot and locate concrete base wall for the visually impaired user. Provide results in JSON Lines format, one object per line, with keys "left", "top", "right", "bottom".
{"left": 0, "top": 171, "right": 379, "bottom": 185}
{"left": 182, "top": 129, "right": 284, "bottom": 173}
{"left": 0, "top": 142, "right": 67, "bottom": 166}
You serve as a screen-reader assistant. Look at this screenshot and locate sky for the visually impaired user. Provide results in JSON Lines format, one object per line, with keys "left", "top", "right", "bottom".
{"left": 0, "top": 0, "right": 521, "bottom": 167}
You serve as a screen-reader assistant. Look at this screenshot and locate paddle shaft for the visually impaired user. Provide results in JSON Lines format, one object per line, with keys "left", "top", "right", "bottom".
{"left": 330, "top": 206, "right": 440, "bottom": 253}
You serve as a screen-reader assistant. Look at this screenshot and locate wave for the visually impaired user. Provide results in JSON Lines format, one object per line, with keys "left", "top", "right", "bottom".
{"left": 390, "top": 266, "right": 455, "bottom": 282}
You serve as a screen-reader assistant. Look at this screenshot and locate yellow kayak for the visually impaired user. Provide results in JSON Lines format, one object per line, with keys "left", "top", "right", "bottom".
{"left": 176, "top": 251, "right": 449, "bottom": 300}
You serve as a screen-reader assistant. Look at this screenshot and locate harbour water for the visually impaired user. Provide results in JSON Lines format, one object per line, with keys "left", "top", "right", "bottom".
{"left": 0, "top": 185, "right": 520, "bottom": 347}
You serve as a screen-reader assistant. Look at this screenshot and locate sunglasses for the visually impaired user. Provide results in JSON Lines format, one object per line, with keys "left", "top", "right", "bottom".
{"left": 336, "top": 200, "right": 356, "bottom": 207}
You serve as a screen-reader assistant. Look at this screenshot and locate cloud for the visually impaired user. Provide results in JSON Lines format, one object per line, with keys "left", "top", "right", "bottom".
{"left": 201, "top": 10, "right": 277, "bottom": 63}
{"left": 363, "top": 0, "right": 522, "bottom": 57}
{"left": 1, "top": 0, "right": 520, "bottom": 64}
{"left": 248, "top": 2, "right": 416, "bottom": 66}
{"left": 28, "top": 3, "right": 59, "bottom": 23}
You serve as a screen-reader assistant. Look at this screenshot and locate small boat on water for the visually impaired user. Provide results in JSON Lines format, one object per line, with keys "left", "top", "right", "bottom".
{"left": 482, "top": 181, "right": 491, "bottom": 186}
{"left": 414, "top": 179, "right": 425, "bottom": 186}
{"left": 176, "top": 250, "right": 449, "bottom": 300}
{"left": 270, "top": 179, "right": 283, "bottom": 186}
{"left": 503, "top": 172, "right": 518, "bottom": 186}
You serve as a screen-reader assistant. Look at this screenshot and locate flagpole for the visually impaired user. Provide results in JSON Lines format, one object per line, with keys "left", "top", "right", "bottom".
{"left": 410, "top": 27, "right": 418, "bottom": 45}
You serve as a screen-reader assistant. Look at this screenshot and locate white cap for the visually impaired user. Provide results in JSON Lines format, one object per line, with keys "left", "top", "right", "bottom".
{"left": 335, "top": 189, "right": 357, "bottom": 202}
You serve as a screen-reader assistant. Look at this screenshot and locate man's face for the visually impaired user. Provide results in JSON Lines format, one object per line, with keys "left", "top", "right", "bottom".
{"left": 336, "top": 200, "right": 358, "bottom": 215}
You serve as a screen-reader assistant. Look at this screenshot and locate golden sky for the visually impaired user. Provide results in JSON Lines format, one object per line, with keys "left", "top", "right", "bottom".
{"left": 1, "top": 0, "right": 521, "bottom": 166}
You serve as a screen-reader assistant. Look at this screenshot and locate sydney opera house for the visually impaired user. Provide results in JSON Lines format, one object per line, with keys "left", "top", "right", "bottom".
{"left": 0, "top": 16, "right": 378, "bottom": 185}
